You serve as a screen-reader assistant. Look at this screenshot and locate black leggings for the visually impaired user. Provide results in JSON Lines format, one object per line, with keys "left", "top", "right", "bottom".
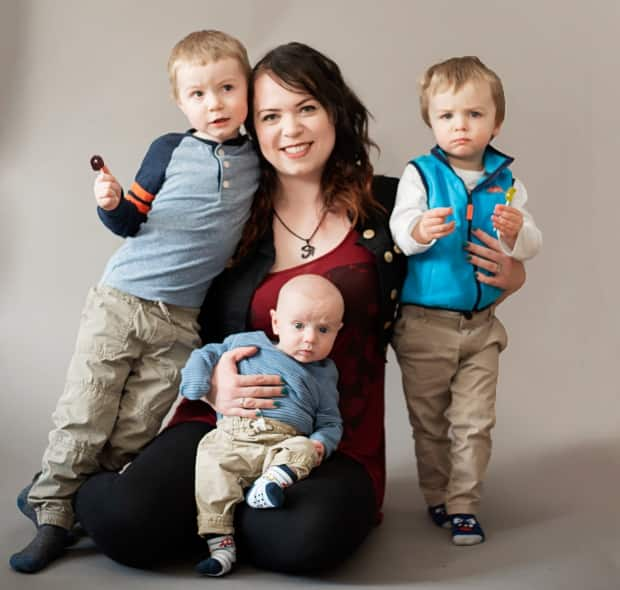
{"left": 74, "top": 422, "right": 376, "bottom": 573}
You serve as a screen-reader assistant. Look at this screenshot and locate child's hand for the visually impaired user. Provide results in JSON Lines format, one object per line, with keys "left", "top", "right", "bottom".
{"left": 492, "top": 204, "right": 523, "bottom": 249}
{"left": 412, "top": 207, "right": 455, "bottom": 244}
{"left": 311, "top": 440, "right": 325, "bottom": 464}
{"left": 94, "top": 171, "right": 122, "bottom": 211}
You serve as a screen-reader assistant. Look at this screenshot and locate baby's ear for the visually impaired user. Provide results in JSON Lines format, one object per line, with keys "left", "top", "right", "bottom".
{"left": 270, "top": 309, "right": 279, "bottom": 335}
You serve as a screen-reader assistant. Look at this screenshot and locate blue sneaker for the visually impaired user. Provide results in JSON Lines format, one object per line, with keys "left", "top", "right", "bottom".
{"left": 450, "top": 513, "right": 485, "bottom": 545}
{"left": 427, "top": 503, "right": 451, "bottom": 528}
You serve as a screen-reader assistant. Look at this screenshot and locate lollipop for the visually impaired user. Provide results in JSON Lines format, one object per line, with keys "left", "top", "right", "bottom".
{"left": 90, "top": 155, "right": 105, "bottom": 172}
{"left": 505, "top": 186, "right": 516, "bottom": 205}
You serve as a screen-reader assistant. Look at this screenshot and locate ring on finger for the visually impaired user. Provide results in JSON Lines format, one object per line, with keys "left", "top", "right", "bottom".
{"left": 239, "top": 397, "right": 247, "bottom": 409}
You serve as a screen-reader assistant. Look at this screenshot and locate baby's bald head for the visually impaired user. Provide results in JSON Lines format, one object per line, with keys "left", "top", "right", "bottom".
{"left": 271, "top": 274, "right": 345, "bottom": 363}
{"left": 276, "top": 274, "right": 344, "bottom": 319}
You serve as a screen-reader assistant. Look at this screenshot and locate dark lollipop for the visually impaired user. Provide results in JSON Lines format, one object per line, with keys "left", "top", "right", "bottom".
{"left": 90, "top": 155, "right": 105, "bottom": 172}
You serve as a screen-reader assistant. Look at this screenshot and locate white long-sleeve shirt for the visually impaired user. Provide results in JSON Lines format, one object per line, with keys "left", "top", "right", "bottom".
{"left": 390, "top": 163, "right": 542, "bottom": 261}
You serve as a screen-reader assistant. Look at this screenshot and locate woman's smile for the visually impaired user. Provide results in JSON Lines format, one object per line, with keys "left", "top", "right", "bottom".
{"left": 281, "top": 142, "right": 313, "bottom": 157}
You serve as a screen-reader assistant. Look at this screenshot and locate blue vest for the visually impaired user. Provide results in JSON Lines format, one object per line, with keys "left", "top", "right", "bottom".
{"left": 401, "top": 145, "right": 514, "bottom": 311}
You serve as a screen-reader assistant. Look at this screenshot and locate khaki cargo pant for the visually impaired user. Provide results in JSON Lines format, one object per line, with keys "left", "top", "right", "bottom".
{"left": 195, "top": 416, "right": 320, "bottom": 535}
{"left": 392, "top": 304, "right": 507, "bottom": 515}
{"left": 29, "top": 285, "right": 201, "bottom": 529}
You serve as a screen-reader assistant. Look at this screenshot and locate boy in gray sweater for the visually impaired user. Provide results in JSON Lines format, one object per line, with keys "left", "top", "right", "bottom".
{"left": 10, "top": 30, "right": 259, "bottom": 574}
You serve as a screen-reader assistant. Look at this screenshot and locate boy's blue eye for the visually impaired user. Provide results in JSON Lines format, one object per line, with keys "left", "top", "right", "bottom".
{"left": 318, "top": 326, "right": 329, "bottom": 334}
{"left": 293, "top": 322, "right": 304, "bottom": 330}
{"left": 440, "top": 113, "right": 452, "bottom": 120}
{"left": 471, "top": 111, "right": 482, "bottom": 118}
{"left": 223, "top": 84, "right": 234, "bottom": 92}
{"left": 192, "top": 90, "right": 204, "bottom": 98}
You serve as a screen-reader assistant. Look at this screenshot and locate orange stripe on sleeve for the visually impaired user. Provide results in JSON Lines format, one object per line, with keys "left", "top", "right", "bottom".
{"left": 129, "top": 181, "right": 155, "bottom": 203}
{"left": 125, "top": 193, "right": 151, "bottom": 214}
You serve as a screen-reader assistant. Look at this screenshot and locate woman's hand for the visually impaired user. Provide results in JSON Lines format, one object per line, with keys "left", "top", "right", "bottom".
{"left": 465, "top": 228, "right": 526, "bottom": 301}
{"left": 205, "top": 346, "right": 285, "bottom": 418}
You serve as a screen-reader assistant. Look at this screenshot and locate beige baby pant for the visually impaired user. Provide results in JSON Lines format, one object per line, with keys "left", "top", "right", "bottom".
{"left": 195, "top": 416, "right": 319, "bottom": 535}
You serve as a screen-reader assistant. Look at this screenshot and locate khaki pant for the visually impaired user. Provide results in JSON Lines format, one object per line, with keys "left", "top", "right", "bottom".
{"left": 392, "top": 304, "right": 507, "bottom": 514}
{"left": 29, "top": 285, "right": 201, "bottom": 528}
{"left": 195, "top": 416, "right": 319, "bottom": 535}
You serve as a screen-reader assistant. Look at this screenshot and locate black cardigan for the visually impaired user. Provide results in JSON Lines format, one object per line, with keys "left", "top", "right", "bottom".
{"left": 199, "top": 175, "right": 407, "bottom": 357}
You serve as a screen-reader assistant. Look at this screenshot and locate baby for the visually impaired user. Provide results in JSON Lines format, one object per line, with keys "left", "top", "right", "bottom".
{"left": 180, "top": 274, "right": 344, "bottom": 576}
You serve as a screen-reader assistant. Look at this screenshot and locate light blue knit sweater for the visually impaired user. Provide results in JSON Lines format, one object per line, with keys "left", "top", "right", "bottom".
{"left": 180, "top": 331, "right": 343, "bottom": 457}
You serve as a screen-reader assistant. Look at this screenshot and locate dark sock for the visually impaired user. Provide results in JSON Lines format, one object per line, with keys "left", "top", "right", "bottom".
{"left": 16, "top": 472, "right": 41, "bottom": 527}
{"left": 9, "top": 525, "right": 68, "bottom": 573}
{"left": 16, "top": 474, "right": 86, "bottom": 546}
{"left": 17, "top": 483, "right": 38, "bottom": 527}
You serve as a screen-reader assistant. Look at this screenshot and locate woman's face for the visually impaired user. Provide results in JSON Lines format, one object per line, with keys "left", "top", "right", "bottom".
{"left": 253, "top": 72, "right": 336, "bottom": 184}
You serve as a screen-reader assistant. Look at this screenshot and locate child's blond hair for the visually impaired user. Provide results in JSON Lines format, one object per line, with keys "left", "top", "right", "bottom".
{"left": 167, "top": 30, "right": 251, "bottom": 99}
{"left": 419, "top": 56, "right": 505, "bottom": 127}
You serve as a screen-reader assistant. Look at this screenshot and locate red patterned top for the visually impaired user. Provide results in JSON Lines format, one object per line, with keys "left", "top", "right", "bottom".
{"left": 170, "top": 229, "right": 387, "bottom": 512}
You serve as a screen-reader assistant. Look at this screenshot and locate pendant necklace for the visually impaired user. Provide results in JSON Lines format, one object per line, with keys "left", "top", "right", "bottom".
{"left": 273, "top": 208, "right": 328, "bottom": 259}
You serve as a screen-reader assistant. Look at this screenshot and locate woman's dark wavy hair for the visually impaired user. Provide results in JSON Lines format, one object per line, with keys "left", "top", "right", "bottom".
{"left": 235, "top": 42, "right": 380, "bottom": 261}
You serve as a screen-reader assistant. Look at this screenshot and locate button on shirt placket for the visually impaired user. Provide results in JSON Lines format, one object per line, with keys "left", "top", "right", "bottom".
{"left": 217, "top": 146, "right": 231, "bottom": 190}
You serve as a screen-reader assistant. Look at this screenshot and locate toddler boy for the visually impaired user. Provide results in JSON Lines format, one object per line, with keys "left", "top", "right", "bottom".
{"left": 390, "top": 56, "right": 542, "bottom": 545}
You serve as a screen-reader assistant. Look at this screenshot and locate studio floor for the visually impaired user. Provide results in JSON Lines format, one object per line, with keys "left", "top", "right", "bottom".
{"left": 3, "top": 424, "right": 618, "bottom": 590}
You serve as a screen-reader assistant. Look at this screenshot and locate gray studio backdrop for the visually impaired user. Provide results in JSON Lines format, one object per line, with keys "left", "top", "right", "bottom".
{"left": 1, "top": 0, "right": 618, "bottom": 588}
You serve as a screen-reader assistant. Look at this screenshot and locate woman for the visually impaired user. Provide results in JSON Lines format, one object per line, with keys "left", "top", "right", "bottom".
{"left": 71, "top": 42, "right": 525, "bottom": 573}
